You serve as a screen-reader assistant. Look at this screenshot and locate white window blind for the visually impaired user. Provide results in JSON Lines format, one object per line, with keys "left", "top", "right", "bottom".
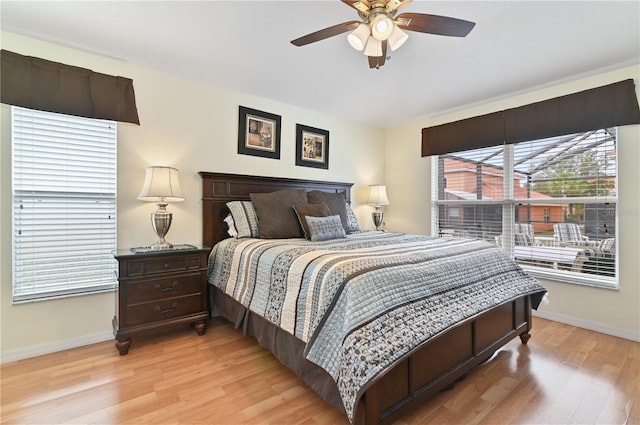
{"left": 12, "top": 107, "right": 118, "bottom": 302}
{"left": 432, "top": 128, "right": 617, "bottom": 288}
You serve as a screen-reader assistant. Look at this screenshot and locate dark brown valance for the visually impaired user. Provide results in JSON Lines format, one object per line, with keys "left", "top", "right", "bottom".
{"left": 422, "top": 79, "right": 640, "bottom": 156}
{"left": 1, "top": 49, "right": 140, "bottom": 125}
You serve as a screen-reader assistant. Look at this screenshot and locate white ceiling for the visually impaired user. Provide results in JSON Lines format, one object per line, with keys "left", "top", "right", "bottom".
{"left": 2, "top": 1, "right": 639, "bottom": 128}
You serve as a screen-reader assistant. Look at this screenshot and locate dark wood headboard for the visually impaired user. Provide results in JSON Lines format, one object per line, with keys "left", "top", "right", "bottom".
{"left": 199, "top": 172, "right": 353, "bottom": 248}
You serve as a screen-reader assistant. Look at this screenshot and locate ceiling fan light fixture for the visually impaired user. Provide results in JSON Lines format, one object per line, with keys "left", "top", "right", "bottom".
{"left": 347, "top": 23, "right": 370, "bottom": 51}
{"left": 371, "top": 14, "right": 393, "bottom": 41}
{"left": 388, "top": 25, "right": 408, "bottom": 51}
{"left": 363, "top": 35, "right": 383, "bottom": 57}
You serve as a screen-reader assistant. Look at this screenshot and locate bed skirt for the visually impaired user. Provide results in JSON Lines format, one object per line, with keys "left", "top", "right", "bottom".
{"left": 210, "top": 286, "right": 346, "bottom": 413}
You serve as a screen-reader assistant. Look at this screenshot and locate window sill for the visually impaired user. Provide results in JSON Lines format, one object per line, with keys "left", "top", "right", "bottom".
{"left": 522, "top": 266, "right": 618, "bottom": 290}
{"left": 12, "top": 286, "right": 118, "bottom": 305}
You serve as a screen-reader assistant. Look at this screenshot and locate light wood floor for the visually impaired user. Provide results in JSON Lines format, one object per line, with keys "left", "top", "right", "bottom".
{"left": 1, "top": 317, "right": 638, "bottom": 425}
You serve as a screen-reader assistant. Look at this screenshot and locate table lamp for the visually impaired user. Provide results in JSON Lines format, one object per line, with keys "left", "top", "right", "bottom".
{"left": 367, "top": 184, "right": 390, "bottom": 231}
{"left": 137, "top": 166, "right": 185, "bottom": 250}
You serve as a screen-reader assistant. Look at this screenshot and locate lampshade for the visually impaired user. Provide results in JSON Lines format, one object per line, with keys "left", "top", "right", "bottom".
{"left": 371, "top": 14, "right": 394, "bottom": 41}
{"left": 348, "top": 23, "right": 370, "bottom": 51}
{"left": 363, "top": 36, "right": 383, "bottom": 57}
{"left": 388, "top": 25, "right": 409, "bottom": 51}
{"left": 137, "top": 166, "right": 185, "bottom": 202}
{"left": 367, "top": 185, "right": 390, "bottom": 206}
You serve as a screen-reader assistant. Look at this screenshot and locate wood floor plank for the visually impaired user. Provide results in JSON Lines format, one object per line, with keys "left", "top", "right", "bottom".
{"left": 1, "top": 317, "right": 638, "bottom": 425}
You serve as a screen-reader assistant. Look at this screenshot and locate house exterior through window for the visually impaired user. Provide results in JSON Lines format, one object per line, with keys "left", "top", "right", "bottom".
{"left": 432, "top": 128, "right": 617, "bottom": 288}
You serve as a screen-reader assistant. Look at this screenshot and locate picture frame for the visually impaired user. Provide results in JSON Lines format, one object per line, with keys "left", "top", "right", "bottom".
{"left": 238, "top": 106, "right": 281, "bottom": 159}
{"left": 295, "top": 124, "right": 329, "bottom": 169}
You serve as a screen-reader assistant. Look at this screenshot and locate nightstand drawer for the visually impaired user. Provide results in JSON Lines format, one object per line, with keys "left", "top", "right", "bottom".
{"left": 126, "top": 295, "right": 202, "bottom": 326}
{"left": 126, "top": 255, "right": 202, "bottom": 277}
{"left": 126, "top": 273, "right": 201, "bottom": 304}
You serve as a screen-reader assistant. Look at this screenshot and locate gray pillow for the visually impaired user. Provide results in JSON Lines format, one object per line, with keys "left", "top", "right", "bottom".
{"left": 345, "top": 203, "right": 360, "bottom": 233}
{"left": 306, "top": 190, "right": 348, "bottom": 232}
{"left": 250, "top": 189, "right": 308, "bottom": 238}
{"left": 305, "top": 215, "right": 347, "bottom": 242}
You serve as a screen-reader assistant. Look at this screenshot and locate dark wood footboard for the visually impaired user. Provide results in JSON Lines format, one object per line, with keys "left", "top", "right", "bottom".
{"left": 353, "top": 295, "right": 533, "bottom": 425}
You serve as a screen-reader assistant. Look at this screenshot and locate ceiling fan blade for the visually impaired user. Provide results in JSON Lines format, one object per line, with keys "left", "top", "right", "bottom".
{"left": 386, "top": 0, "right": 412, "bottom": 12}
{"left": 396, "top": 12, "right": 475, "bottom": 37}
{"left": 291, "top": 20, "right": 359, "bottom": 46}
{"left": 342, "top": 0, "right": 371, "bottom": 12}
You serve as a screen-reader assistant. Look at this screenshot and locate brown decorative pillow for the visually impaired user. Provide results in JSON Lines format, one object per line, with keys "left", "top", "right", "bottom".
{"left": 250, "top": 189, "right": 308, "bottom": 238}
{"left": 293, "top": 203, "right": 332, "bottom": 240}
{"left": 307, "top": 190, "right": 348, "bottom": 232}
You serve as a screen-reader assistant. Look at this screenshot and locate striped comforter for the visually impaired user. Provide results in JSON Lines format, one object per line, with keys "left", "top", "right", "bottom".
{"left": 207, "top": 231, "right": 546, "bottom": 421}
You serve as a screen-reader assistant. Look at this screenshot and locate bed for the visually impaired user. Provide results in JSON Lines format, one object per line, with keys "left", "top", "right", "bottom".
{"left": 200, "top": 171, "right": 546, "bottom": 425}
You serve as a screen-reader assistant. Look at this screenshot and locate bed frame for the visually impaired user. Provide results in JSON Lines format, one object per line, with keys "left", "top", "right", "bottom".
{"left": 200, "top": 171, "right": 535, "bottom": 425}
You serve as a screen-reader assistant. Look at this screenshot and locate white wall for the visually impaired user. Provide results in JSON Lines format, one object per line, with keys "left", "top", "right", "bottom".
{"left": 0, "top": 32, "right": 385, "bottom": 361}
{"left": 385, "top": 65, "right": 640, "bottom": 342}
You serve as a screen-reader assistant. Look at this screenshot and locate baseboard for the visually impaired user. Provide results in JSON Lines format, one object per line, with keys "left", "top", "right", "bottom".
{"left": 533, "top": 310, "right": 640, "bottom": 342}
{"left": 0, "top": 331, "right": 113, "bottom": 364}
{"left": 3, "top": 313, "right": 637, "bottom": 363}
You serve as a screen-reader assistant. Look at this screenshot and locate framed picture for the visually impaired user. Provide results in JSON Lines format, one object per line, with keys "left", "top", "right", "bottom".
{"left": 238, "top": 106, "right": 281, "bottom": 159}
{"left": 295, "top": 124, "right": 329, "bottom": 169}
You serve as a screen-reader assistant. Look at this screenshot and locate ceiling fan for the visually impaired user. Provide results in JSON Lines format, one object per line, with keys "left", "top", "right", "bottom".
{"left": 291, "top": 0, "right": 475, "bottom": 69}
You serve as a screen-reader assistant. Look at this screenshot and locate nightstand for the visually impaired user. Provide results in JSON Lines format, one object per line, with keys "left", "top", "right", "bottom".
{"left": 112, "top": 246, "right": 210, "bottom": 355}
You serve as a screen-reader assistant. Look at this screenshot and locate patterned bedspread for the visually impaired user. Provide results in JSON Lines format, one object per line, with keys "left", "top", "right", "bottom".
{"left": 207, "top": 231, "right": 546, "bottom": 421}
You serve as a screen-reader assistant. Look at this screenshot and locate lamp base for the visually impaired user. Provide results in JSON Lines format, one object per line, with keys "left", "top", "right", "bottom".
{"left": 150, "top": 241, "right": 174, "bottom": 251}
{"left": 150, "top": 205, "right": 174, "bottom": 250}
{"left": 372, "top": 210, "right": 384, "bottom": 231}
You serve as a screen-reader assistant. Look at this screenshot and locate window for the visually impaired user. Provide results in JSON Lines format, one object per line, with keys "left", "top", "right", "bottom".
{"left": 432, "top": 128, "right": 617, "bottom": 288}
{"left": 12, "top": 107, "right": 118, "bottom": 302}
{"left": 543, "top": 208, "right": 550, "bottom": 224}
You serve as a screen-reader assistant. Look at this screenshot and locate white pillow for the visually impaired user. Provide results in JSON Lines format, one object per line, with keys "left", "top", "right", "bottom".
{"left": 223, "top": 213, "right": 238, "bottom": 238}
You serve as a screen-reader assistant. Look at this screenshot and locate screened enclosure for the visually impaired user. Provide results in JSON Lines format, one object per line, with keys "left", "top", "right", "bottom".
{"left": 433, "top": 128, "right": 617, "bottom": 286}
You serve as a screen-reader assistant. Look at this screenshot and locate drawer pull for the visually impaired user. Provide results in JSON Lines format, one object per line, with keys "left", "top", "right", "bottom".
{"left": 163, "top": 262, "right": 169, "bottom": 269}
{"left": 155, "top": 303, "right": 178, "bottom": 314}
{"left": 155, "top": 282, "right": 178, "bottom": 292}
